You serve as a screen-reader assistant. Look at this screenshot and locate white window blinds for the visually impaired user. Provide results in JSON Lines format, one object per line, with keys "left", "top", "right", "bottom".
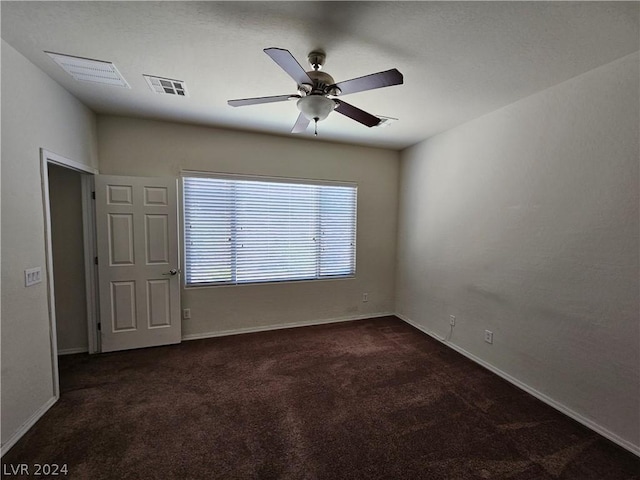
{"left": 184, "top": 176, "right": 357, "bottom": 286}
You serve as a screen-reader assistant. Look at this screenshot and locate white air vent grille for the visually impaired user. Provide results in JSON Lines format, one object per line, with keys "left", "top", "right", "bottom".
{"left": 143, "top": 75, "right": 188, "bottom": 97}
{"left": 45, "top": 52, "right": 130, "bottom": 88}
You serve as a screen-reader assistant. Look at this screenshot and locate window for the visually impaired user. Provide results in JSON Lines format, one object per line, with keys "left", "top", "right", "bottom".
{"left": 183, "top": 175, "right": 357, "bottom": 286}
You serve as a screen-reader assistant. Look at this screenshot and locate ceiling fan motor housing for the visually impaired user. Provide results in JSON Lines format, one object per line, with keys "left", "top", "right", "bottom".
{"left": 300, "top": 70, "right": 341, "bottom": 96}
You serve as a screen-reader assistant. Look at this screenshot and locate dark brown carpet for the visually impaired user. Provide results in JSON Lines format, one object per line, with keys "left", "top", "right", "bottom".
{"left": 3, "top": 316, "right": 639, "bottom": 479}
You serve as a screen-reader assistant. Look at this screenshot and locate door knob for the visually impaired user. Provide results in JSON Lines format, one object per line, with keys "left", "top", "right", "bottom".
{"left": 163, "top": 269, "right": 178, "bottom": 276}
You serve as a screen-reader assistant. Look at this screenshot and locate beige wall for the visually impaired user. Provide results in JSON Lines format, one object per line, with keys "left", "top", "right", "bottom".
{"left": 48, "top": 164, "right": 88, "bottom": 353}
{"left": 396, "top": 53, "right": 639, "bottom": 450}
{"left": 97, "top": 116, "right": 400, "bottom": 336}
{"left": 1, "top": 40, "right": 98, "bottom": 448}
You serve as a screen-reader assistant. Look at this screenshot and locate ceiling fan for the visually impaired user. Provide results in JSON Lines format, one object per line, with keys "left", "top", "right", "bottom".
{"left": 228, "top": 48, "right": 403, "bottom": 136}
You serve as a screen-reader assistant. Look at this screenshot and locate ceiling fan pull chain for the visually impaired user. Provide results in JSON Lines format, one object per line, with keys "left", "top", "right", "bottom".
{"left": 314, "top": 118, "right": 318, "bottom": 136}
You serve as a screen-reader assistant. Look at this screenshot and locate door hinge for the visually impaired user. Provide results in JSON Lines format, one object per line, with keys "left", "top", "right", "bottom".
{"left": 92, "top": 191, "right": 96, "bottom": 200}
{"left": 94, "top": 256, "right": 98, "bottom": 265}
{"left": 97, "top": 322, "right": 101, "bottom": 331}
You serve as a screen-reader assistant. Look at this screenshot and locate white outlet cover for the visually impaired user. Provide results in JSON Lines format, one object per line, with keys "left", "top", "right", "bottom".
{"left": 484, "top": 330, "right": 494, "bottom": 344}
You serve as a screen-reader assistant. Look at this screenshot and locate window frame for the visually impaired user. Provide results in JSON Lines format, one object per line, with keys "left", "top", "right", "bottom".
{"left": 180, "top": 171, "right": 358, "bottom": 289}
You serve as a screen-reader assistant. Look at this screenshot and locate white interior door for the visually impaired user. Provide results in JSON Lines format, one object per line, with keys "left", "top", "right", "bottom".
{"left": 95, "top": 175, "right": 181, "bottom": 352}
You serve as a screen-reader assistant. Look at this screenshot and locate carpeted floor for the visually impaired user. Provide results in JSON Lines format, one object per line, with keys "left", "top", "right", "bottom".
{"left": 3, "top": 316, "right": 639, "bottom": 479}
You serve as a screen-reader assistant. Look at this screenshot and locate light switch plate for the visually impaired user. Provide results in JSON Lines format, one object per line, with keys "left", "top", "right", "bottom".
{"left": 25, "top": 267, "right": 42, "bottom": 287}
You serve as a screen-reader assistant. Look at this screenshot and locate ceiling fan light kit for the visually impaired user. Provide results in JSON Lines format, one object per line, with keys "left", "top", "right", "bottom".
{"left": 297, "top": 96, "right": 336, "bottom": 135}
{"left": 228, "top": 47, "right": 403, "bottom": 136}
{"left": 296, "top": 94, "right": 337, "bottom": 136}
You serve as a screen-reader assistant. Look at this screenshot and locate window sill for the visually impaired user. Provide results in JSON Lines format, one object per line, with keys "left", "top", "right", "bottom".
{"left": 183, "top": 275, "right": 356, "bottom": 290}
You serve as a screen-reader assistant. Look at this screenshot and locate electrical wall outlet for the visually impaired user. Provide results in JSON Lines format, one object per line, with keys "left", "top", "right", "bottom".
{"left": 362, "top": 293, "right": 369, "bottom": 303}
{"left": 484, "top": 330, "right": 493, "bottom": 344}
{"left": 24, "top": 267, "right": 42, "bottom": 287}
{"left": 449, "top": 315, "right": 456, "bottom": 326}
{"left": 183, "top": 308, "right": 191, "bottom": 320}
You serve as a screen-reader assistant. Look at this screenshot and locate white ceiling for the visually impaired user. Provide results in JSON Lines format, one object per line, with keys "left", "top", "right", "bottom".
{"left": 1, "top": 1, "right": 638, "bottom": 150}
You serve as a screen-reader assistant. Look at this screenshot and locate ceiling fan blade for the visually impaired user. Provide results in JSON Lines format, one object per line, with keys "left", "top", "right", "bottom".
{"left": 331, "top": 68, "right": 403, "bottom": 96}
{"left": 334, "top": 100, "right": 381, "bottom": 127}
{"left": 291, "top": 112, "right": 310, "bottom": 133}
{"left": 264, "top": 48, "right": 313, "bottom": 86}
{"left": 228, "top": 94, "right": 295, "bottom": 107}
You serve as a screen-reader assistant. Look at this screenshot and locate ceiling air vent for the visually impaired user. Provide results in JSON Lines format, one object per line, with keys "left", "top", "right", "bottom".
{"left": 45, "top": 52, "right": 130, "bottom": 88}
{"left": 143, "top": 75, "right": 188, "bottom": 97}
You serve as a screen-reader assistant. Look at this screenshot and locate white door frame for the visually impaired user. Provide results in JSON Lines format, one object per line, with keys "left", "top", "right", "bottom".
{"left": 40, "top": 149, "right": 99, "bottom": 397}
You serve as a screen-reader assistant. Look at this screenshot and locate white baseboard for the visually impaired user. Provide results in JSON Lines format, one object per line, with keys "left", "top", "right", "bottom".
{"left": 1, "top": 396, "right": 58, "bottom": 457}
{"left": 57, "top": 347, "right": 88, "bottom": 356}
{"left": 182, "top": 312, "right": 394, "bottom": 342}
{"left": 396, "top": 313, "right": 640, "bottom": 457}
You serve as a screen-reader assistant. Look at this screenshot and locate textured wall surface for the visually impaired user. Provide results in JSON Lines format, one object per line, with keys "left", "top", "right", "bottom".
{"left": 97, "top": 116, "right": 400, "bottom": 337}
{"left": 396, "top": 53, "right": 639, "bottom": 450}
{"left": 1, "top": 40, "right": 97, "bottom": 447}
